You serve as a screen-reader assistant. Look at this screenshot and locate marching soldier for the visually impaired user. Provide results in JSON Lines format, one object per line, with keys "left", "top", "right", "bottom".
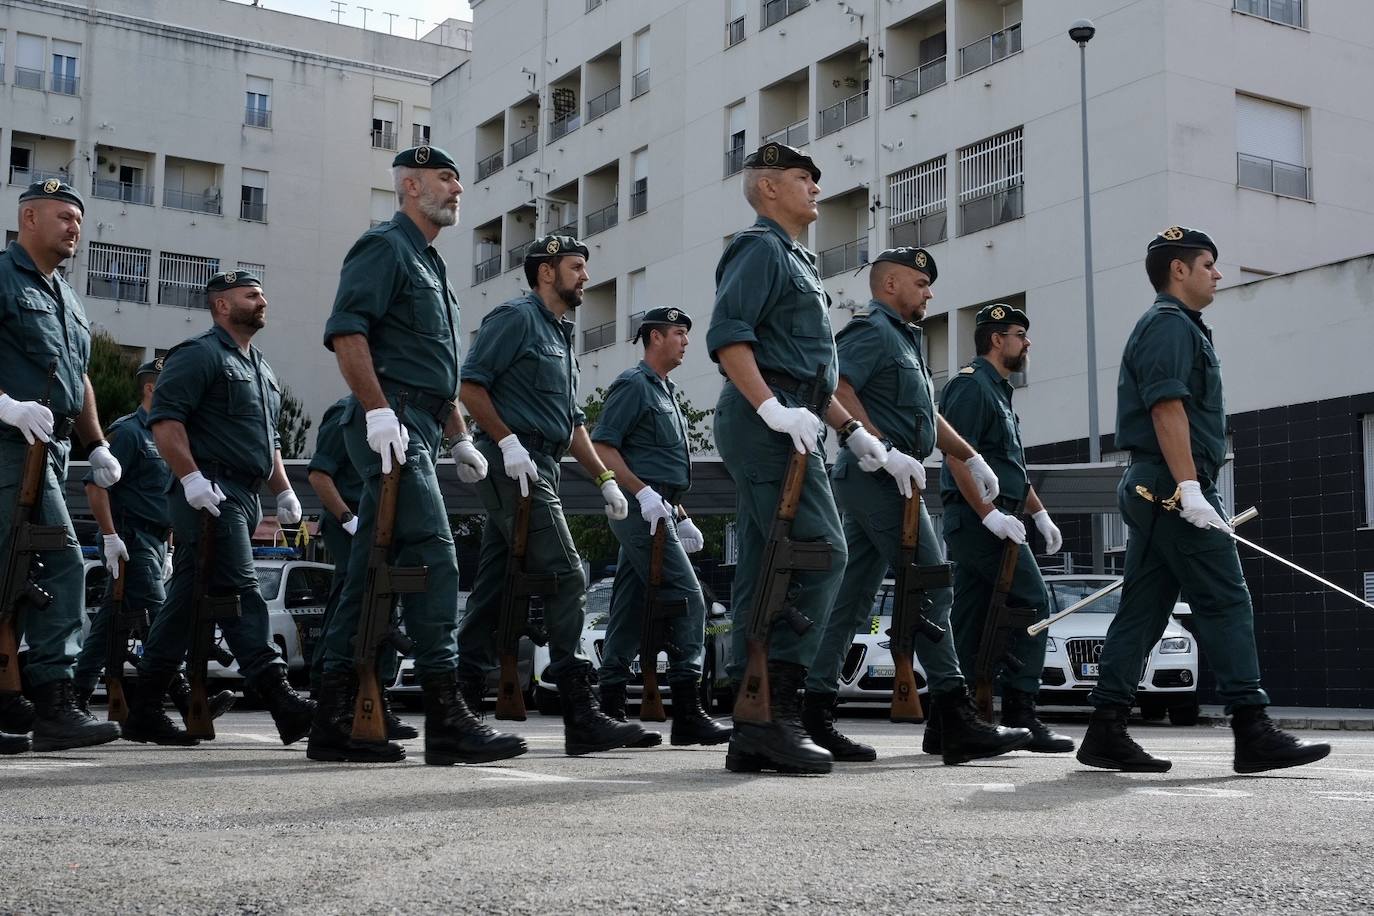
{"left": 75, "top": 357, "right": 235, "bottom": 722}
{"left": 458, "top": 233, "right": 647, "bottom": 756}
{"left": 804, "top": 248, "right": 1030, "bottom": 765}
{"left": 0, "top": 180, "right": 123, "bottom": 752}
{"left": 313, "top": 145, "right": 523, "bottom": 765}
{"left": 590, "top": 307, "right": 732, "bottom": 748}
{"left": 125, "top": 270, "right": 315, "bottom": 746}
{"left": 305, "top": 396, "right": 415, "bottom": 740}
{"left": 707, "top": 142, "right": 890, "bottom": 775}
{"left": 939, "top": 304, "right": 1074, "bottom": 754}
{"left": 1078, "top": 227, "right": 1329, "bottom": 774}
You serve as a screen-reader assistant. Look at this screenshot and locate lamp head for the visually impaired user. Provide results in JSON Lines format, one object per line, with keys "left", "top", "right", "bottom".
{"left": 1069, "top": 18, "right": 1096, "bottom": 44}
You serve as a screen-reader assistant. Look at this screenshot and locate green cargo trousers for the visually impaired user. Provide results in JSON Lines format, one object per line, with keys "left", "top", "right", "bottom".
{"left": 310, "top": 514, "right": 399, "bottom": 691}
{"left": 1090, "top": 460, "right": 1268, "bottom": 713}
{"left": 75, "top": 525, "right": 166, "bottom": 682}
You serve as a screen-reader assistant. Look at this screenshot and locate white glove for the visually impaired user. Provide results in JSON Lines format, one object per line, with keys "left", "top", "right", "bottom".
{"left": 163, "top": 548, "right": 173, "bottom": 580}
{"left": 982, "top": 510, "right": 1026, "bottom": 544}
{"left": 451, "top": 436, "right": 488, "bottom": 484}
{"left": 677, "top": 516, "right": 705, "bottom": 554}
{"left": 180, "top": 470, "right": 225, "bottom": 517}
{"left": 636, "top": 486, "right": 674, "bottom": 534}
{"left": 365, "top": 407, "right": 409, "bottom": 475}
{"left": 275, "top": 489, "right": 302, "bottom": 526}
{"left": 847, "top": 426, "right": 888, "bottom": 472}
{"left": 342, "top": 515, "right": 359, "bottom": 536}
{"left": 1033, "top": 509, "right": 1063, "bottom": 554}
{"left": 87, "top": 444, "right": 123, "bottom": 488}
{"left": 883, "top": 448, "right": 926, "bottom": 498}
{"left": 0, "top": 394, "right": 53, "bottom": 445}
{"left": 756, "top": 397, "right": 822, "bottom": 455}
{"left": 601, "top": 479, "right": 629, "bottom": 521}
{"left": 102, "top": 533, "right": 128, "bottom": 579}
{"left": 965, "top": 453, "right": 1001, "bottom": 504}
{"left": 498, "top": 434, "right": 539, "bottom": 497}
{"left": 1177, "top": 480, "right": 1229, "bottom": 531}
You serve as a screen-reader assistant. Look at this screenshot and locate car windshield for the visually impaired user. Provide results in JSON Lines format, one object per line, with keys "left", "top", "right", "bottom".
{"left": 585, "top": 585, "right": 612, "bottom": 630}
{"left": 856, "top": 585, "right": 896, "bottom": 634}
{"left": 1049, "top": 580, "right": 1121, "bottom": 614}
{"left": 256, "top": 567, "right": 283, "bottom": 601}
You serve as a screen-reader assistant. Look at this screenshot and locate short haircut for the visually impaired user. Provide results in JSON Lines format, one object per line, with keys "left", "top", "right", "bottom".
{"left": 975, "top": 323, "right": 1013, "bottom": 356}
{"left": 524, "top": 256, "right": 563, "bottom": 289}
{"left": 392, "top": 165, "right": 421, "bottom": 204}
{"left": 742, "top": 168, "right": 767, "bottom": 208}
{"left": 640, "top": 323, "right": 672, "bottom": 349}
{"left": 868, "top": 260, "right": 901, "bottom": 295}
{"left": 1145, "top": 245, "right": 1208, "bottom": 293}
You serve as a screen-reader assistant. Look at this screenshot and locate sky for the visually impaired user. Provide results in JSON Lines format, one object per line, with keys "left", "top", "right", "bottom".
{"left": 227, "top": 0, "right": 474, "bottom": 37}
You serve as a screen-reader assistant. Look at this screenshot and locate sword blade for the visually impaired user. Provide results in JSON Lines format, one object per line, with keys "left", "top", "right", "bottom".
{"left": 1222, "top": 528, "right": 1374, "bottom": 611}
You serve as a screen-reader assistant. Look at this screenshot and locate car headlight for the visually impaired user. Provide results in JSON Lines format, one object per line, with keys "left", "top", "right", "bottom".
{"left": 1158, "top": 637, "right": 1191, "bottom": 654}
{"left": 1044, "top": 637, "right": 1058, "bottom": 653}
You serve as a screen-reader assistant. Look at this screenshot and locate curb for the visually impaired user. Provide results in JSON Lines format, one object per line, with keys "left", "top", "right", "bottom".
{"left": 1197, "top": 711, "right": 1374, "bottom": 731}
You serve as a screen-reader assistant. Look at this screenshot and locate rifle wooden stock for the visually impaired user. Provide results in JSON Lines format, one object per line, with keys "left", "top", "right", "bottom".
{"left": 638, "top": 526, "right": 670, "bottom": 723}
{"left": 974, "top": 538, "right": 1023, "bottom": 722}
{"left": 351, "top": 461, "right": 410, "bottom": 743}
{"left": 495, "top": 493, "right": 555, "bottom": 721}
{"left": 186, "top": 510, "right": 240, "bottom": 739}
{"left": 105, "top": 556, "right": 130, "bottom": 724}
{"left": 890, "top": 493, "right": 925, "bottom": 724}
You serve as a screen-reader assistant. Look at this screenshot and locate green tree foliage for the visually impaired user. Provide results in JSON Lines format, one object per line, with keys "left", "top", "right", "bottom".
{"left": 276, "top": 385, "right": 313, "bottom": 459}
{"left": 84, "top": 330, "right": 141, "bottom": 457}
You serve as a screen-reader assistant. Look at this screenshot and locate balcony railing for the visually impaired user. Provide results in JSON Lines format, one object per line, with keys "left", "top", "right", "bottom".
{"left": 509, "top": 131, "right": 538, "bottom": 164}
{"left": 586, "top": 85, "right": 622, "bottom": 122}
{"left": 1237, "top": 152, "right": 1311, "bottom": 199}
{"left": 889, "top": 209, "right": 948, "bottom": 249}
{"left": 817, "top": 91, "right": 868, "bottom": 139}
{"left": 159, "top": 284, "right": 208, "bottom": 309}
{"left": 553, "top": 221, "right": 578, "bottom": 238}
{"left": 9, "top": 166, "right": 70, "bottom": 186}
{"left": 507, "top": 242, "right": 532, "bottom": 271}
{"left": 632, "top": 69, "right": 650, "bottom": 99}
{"left": 764, "top": 118, "right": 809, "bottom": 148}
{"left": 630, "top": 187, "right": 647, "bottom": 218}
{"left": 586, "top": 0, "right": 603, "bottom": 10}
{"left": 626, "top": 310, "right": 647, "bottom": 341}
{"left": 958, "top": 23, "right": 1021, "bottom": 76}
{"left": 371, "top": 127, "right": 397, "bottom": 150}
{"left": 413, "top": 125, "right": 430, "bottom": 147}
{"left": 582, "top": 319, "right": 617, "bottom": 354}
{"left": 240, "top": 200, "right": 268, "bottom": 222}
{"left": 245, "top": 107, "right": 271, "bottom": 129}
{"left": 724, "top": 146, "right": 746, "bottom": 177}
{"left": 87, "top": 277, "right": 149, "bottom": 303}
{"left": 92, "top": 177, "right": 154, "bottom": 206}
{"left": 887, "top": 57, "right": 946, "bottom": 106}
{"left": 163, "top": 187, "right": 223, "bottom": 215}
{"left": 585, "top": 201, "right": 619, "bottom": 236}
{"left": 550, "top": 110, "right": 582, "bottom": 141}
{"left": 726, "top": 16, "right": 746, "bottom": 47}
{"left": 14, "top": 67, "right": 43, "bottom": 90}
{"left": 51, "top": 73, "right": 79, "bottom": 95}
{"left": 818, "top": 236, "right": 868, "bottom": 278}
{"left": 477, "top": 149, "right": 504, "bottom": 180}
{"left": 1233, "top": 0, "right": 1304, "bottom": 26}
{"left": 959, "top": 183, "right": 1023, "bottom": 235}
{"left": 473, "top": 254, "right": 501, "bottom": 285}
{"left": 762, "top": 0, "right": 808, "bottom": 30}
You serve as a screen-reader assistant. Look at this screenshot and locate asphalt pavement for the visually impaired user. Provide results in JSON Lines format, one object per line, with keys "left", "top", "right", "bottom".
{"left": 2, "top": 709, "right": 1371, "bottom": 915}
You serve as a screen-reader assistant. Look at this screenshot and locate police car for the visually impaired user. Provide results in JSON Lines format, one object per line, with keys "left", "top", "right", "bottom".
{"left": 830, "top": 579, "right": 933, "bottom": 705}
{"left": 389, "top": 592, "right": 538, "bottom": 707}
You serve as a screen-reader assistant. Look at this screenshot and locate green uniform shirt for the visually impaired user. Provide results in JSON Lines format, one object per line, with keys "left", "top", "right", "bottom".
{"left": 590, "top": 361, "right": 690, "bottom": 491}
{"left": 461, "top": 292, "right": 585, "bottom": 446}
{"left": 939, "top": 356, "right": 1028, "bottom": 504}
{"left": 323, "top": 211, "right": 461, "bottom": 401}
{"left": 835, "top": 299, "right": 937, "bottom": 461}
{"left": 706, "top": 216, "right": 838, "bottom": 398}
{"left": 1115, "top": 293, "right": 1228, "bottom": 477}
{"left": 0, "top": 240, "right": 91, "bottom": 440}
{"left": 83, "top": 406, "right": 171, "bottom": 527}
{"left": 307, "top": 397, "right": 362, "bottom": 510}
{"left": 149, "top": 325, "right": 282, "bottom": 479}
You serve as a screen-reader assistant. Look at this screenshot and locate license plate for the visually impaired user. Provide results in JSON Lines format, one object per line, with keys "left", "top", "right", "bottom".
{"left": 867, "top": 665, "right": 895, "bottom": 678}
{"left": 630, "top": 659, "right": 668, "bottom": 674}
{"left": 1081, "top": 663, "right": 1100, "bottom": 677}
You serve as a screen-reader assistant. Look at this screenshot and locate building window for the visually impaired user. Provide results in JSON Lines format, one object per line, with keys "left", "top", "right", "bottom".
{"left": 632, "top": 29, "right": 651, "bottom": 99}
{"left": 50, "top": 40, "right": 79, "bottom": 95}
{"left": 240, "top": 168, "right": 267, "bottom": 222}
{"left": 245, "top": 76, "right": 272, "bottom": 129}
{"left": 630, "top": 148, "right": 648, "bottom": 218}
{"left": 15, "top": 34, "right": 45, "bottom": 90}
{"left": 889, "top": 156, "right": 947, "bottom": 248}
{"left": 724, "top": 102, "right": 746, "bottom": 177}
{"left": 762, "top": 0, "right": 809, "bottom": 31}
{"left": 1363, "top": 415, "right": 1374, "bottom": 527}
{"left": 412, "top": 107, "right": 431, "bottom": 147}
{"left": 370, "top": 188, "right": 394, "bottom": 228}
{"left": 958, "top": 22, "right": 1021, "bottom": 77}
{"left": 586, "top": 0, "right": 602, "bottom": 10}
{"left": 158, "top": 252, "right": 219, "bottom": 309}
{"left": 626, "top": 268, "right": 647, "bottom": 341}
{"left": 1236, "top": 94, "right": 1310, "bottom": 200}
{"left": 237, "top": 261, "right": 266, "bottom": 281}
{"left": 726, "top": 0, "right": 746, "bottom": 47}
{"left": 87, "top": 242, "right": 150, "bottom": 303}
{"left": 958, "top": 126, "right": 1023, "bottom": 235}
{"left": 372, "top": 99, "right": 399, "bottom": 150}
{"left": 1234, "top": 0, "right": 1305, "bottom": 28}
{"left": 0, "top": 31, "right": 6, "bottom": 83}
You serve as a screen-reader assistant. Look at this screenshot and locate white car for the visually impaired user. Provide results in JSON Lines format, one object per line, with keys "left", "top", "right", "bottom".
{"left": 390, "top": 591, "right": 537, "bottom": 707}
{"left": 830, "top": 579, "right": 933, "bottom": 706}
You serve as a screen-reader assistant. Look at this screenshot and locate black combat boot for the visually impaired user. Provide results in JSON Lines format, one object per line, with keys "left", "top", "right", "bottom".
{"left": 0, "top": 691, "right": 36, "bottom": 734}
{"left": 1076, "top": 705, "right": 1171, "bottom": 772}
{"left": 725, "top": 662, "right": 833, "bottom": 775}
{"left": 0, "top": 731, "right": 29, "bottom": 754}
{"left": 457, "top": 674, "right": 487, "bottom": 720}
{"left": 421, "top": 670, "right": 527, "bottom": 766}
{"left": 560, "top": 667, "right": 647, "bottom": 756}
{"left": 599, "top": 682, "right": 662, "bottom": 748}
{"left": 381, "top": 692, "right": 419, "bottom": 740}
{"left": 122, "top": 671, "right": 199, "bottom": 746}
{"left": 668, "top": 678, "right": 731, "bottom": 746}
{"left": 168, "top": 671, "right": 237, "bottom": 721}
{"left": 936, "top": 689, "right": 1032, "bottom": 766}
{"left": 28, "top": 678, "right": 122, "bottom": 752}
{"left": 73, "top": 675, "right": 99, "bottom": 715}
{"left": 250, "top": 667, "right": 316, "bottom": 746}
{"left": 306, "top": 670, "right": 404, "bottom": 763}
{"left": 1231, "top": 705, "right": 1331, "bottom": 774}
{"left": 1000, "top": 688, "right": 1075, "bottom": 753}
{"left": 800, "top": 691, "right": 876, "bottom": 762}
{"left": 922, "top": 699, "right": 942, "bottom": 755}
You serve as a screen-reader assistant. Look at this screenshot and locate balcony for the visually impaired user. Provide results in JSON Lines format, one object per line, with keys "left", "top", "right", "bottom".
{"left": 473, "top": 255, "right": 501, "bottom": 285}
{"left": 958, "top": 23, "right": 1021, "bottom": 76}
{"left": 477, "top": 150, "right": 504, "bottom": 180}
{"left": 554, "top": 221, "right": 578, "bottom": 238}
{"left": 724, "top": 145, "right": 745, "bottom": 177}
{"left": 14, "top": 67, "right": 43, "bottom": 91}
{"left": 585, "top": 201, "right": 619, "bottom": 237}
{"left": 163, "top": 187, "right": 223, "bottom": 215}
{"left": 92, "top": 177, "right": 154, "bottom": 206}
{"left": 764, "top": 118, "right": 809, "bottom": 148}
{"left": 887, "top": 57, "right": 946, "bottom": 106}
{"left": 630, "top": 186, "right": 647, "bottom": 218}
{"left": 762, "top": 0, "right": 808, "bottom": 30}
{"left": 586, "top": 85, "right": 621, "bottom": 123}
{"left": 726, "top": 16, "right": 746, "bottom": 47}
{"left": 240, "top": 200, "right": 268, "bottom": 222}
{"left": 626, "top": 309, "right": 647, "bottom": 340}
{"left": 413, "top": 125, "right": 430, "bottom": 147}
{"left": 507, "top": 242, "right": 530, "bottom": 271}
{"left": 818, "top": 237, "right": 868, "bottom": 278}
{"left": 550, "top": 110, "right": 582, "bottom": 141}
{"left": 1234, "top": 0, "right": 1304, "bottom": 27}
{"left": 51, "top": 73, "right": 79, "bottom": 96}
{"left": 582, "top": 319, "right": 617, "bottom": 354}
{"left": 890, "top": 209, "right": 947, "bottom": 249}
{"left": 371, "top": 128, "right": 398, "bottom": 151}
{"left": 509, "top": 131, "right": 538, "bottom": 164}
{"left": 817, "top": 91, "right": 868, "bottom": 139}
{"left": 959, "top": 183, "right": 1022, "bottom": 235}
{"left": 245, "top": 107, "right": 271, "bottom": 129}
{"left": 1237, "top": 152, "right": 1311, "bottom": 200}
{"left": 9, "top": 166, "right": 70, "bottom": 187}
{"left": 632, "top": 69, "right": 650, "bottom": 100}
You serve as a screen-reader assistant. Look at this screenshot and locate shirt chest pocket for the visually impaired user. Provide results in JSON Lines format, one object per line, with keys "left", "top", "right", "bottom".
{"left": 893, "top": 354, "right": 927, "bottom": 407}
{"left": 788, "top": 275, "right": 829, "bottom": 338}
{"left": 533, "top": 343, "right": 567, "bottom": 393}
{"left": 1199, "top": 347, "right": 1223, "bottom": 410}
{"left": 402, "top": 271, "right": 449, "bottom": 337}
{"left": 222, "top": 365, "right": 259, "bottom": 418}
{"left": 649, "top": 403, "right": 680, "bottom": 447}
{"left": 17, "top": 291, "right": 62, "bottom": 356}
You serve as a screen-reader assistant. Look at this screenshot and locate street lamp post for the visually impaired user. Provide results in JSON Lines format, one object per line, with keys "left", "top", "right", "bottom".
{"left": 1069, "top": 18, "right": 1105, "bottom": 573}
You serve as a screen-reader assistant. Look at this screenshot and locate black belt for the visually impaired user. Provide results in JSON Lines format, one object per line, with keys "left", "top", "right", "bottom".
{"left": 119, "top": 515, "right": 171, "bottom": 541}
{"left": 51, "top": 414, "right": 78, "bottom": 441}
{"left": 383, "top": 383, "right": 455, "bottom": 427}
{"left": 946, "top": 492, "right": 1025, "bottom": 515}
{"left": 641, "top": 482, "right": 686, "bottom": 505}
{"left": 1127, "top": 452, "right": 1216, "bottom": 489}
{"left": 759, "top": 370, "right": 832, "bottom": 415}
{"left": 201, "top": 461, "right": 264, "bottom": 493}
{"left": 476, "top": 430, "right": 567, "bottom": 460}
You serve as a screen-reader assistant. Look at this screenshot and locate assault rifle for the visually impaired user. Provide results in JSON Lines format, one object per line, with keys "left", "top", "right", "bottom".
{"left": 494, "top": 493, "right": 556, "bottom": 721}
{"left": 887, "top": 489, "right": 949, "bottom": 723}
{"left": 973, "top": 535, "right": 1036, "bottom": 722}
{"left": 104, "top": 555, "right": 149, "bottom": 724}
{"left": 185, "top": 510, "right": 242, "bottom": 739}
{"left": 638, "top": 524, "right": 686, "bottom": 722}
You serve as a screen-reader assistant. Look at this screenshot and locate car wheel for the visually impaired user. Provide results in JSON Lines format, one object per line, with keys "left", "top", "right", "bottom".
{"left": 535, "top": 685, "right": 561, "bottom": 716}
{"left": 1139, "top": 700, "right": 1167, "bottom": 721}
{"left": 1168, "top": 700, "right": 1200, "bottom": 727}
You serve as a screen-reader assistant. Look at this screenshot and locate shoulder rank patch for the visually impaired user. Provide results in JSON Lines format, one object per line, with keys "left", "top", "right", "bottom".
{"left": 959, "top": 366, "right": 976, "bottom": 375}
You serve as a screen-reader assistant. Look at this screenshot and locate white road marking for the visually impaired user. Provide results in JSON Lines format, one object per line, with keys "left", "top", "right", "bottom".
{"left": 1128, "top": 786, "right": 1251, "bottom": 798}
{"left": 0, "top": 760, "right": 98, "bottom": 770}
{"left": 942, "top": 782, "right": 1015, "bottom": 793}
{"left": 222, "top": 732, "right": 279, "bottom": 743}
{"left": 1312, "top": 791, "right": 1374, "bottom": 802}
{"left": 470, "top": 766, "right": 650, "bottom": 785}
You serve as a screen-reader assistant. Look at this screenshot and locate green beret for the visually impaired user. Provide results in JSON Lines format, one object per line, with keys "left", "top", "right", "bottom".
{"left": 19, "top": 178, "right": 84, "bottom": 214}
{"left": 633, "top": 307, "right": 692, "bottom": 343}
{"left": 392, "top": 145, "right": 460, "bottom": 177}
{"left": 872, "top": 247, "right": 937, "bottom": 283}
{"left": 742, "top": 142, "right": 821, "bottom": 182}
{"left": 1148, "top": 226, "right": 1217, "bottom": 259}
{"left": 975, "top": 303, "right": 1029, "bottom": 331}
{"left": 525, "top": 234, "right": 590, "bottom": 262}
{"left": 205, "top": 270, "right": 262, "bottom": 294}
{"left": 136, "top": 356, "right": 165, "bottom": 378}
